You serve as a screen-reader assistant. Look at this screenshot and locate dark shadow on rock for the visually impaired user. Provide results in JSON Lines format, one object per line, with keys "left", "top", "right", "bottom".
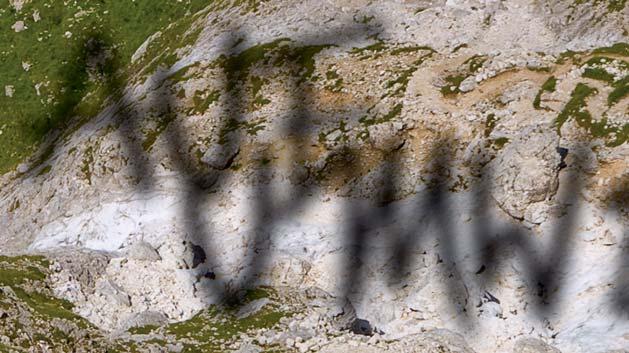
{"left": 609, "top": 180, "right": 629, "bottom": 317}
{"left": 385, "top": 138, "right": 473, "bottom": 325}
{"left": 468, "top": 144, "right": 590, "bottom": 319}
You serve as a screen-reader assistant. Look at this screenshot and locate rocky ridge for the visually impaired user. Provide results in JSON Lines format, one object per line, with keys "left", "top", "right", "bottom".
{"left": 0, "top": 1, "right": 628, "bottom": 352}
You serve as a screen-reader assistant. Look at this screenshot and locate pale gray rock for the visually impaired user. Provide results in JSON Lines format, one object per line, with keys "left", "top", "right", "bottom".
{"left": 95, "top": 279, "right": 131, "bottom": 307}
{"left": 459, "top": 76, "right": 477, "bottom": 92}
{"left": 121, "top": 311, "right": 168, "bottom": 331}
{"left": 233, "top": 342, "right": 263, "bottom": 353}
{"left": 49, "top": 248, "right": 111, "bottom": 300}
{"left": 499, "top": 81, "right": 534, "bottom": 105}
{"left": 201, "top": 140, "right": 239, "bottom": 170}
{"left": 4, "top": 85, "right": 14, "bottom": 98}
{"left": 125, "top": 241, "right": 161, "bottom": 261}
{"left": 319, "top": 330, "right": 476, "bottom": 353}
{"left": 236, "top": 298, "right": 271, "bottom": 319}
{"left": 488, "top": 125, "right": 561, "bottom": 223}
{"left": 513, "top": 338, "right": 561, "bottom": 353}
{"left": 11, "top": 21, "right": 26, "bottom": 32}
{"left": 367, "top": 122, "right": 407, "bottom": 153}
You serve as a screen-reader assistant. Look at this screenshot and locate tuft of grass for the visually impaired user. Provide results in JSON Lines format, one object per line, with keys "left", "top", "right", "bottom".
{"left": 359, "top": 103, "right": 403, "bottom": 126}
{"left": 221, "top": 39, "right": 331, "bottom": 91}
{"left": 592, "top": 42, "right": 629, "bottom": 56}
{"left": 80, "top": 145, "right": 95, "bottom": 185}
{"left": 582, "top": 57, "right": 628, "bottom": 82}
{"left": 221, "top": 38, "right": 289, "bottom": 90}
{"left": 580, "top": 57, "right": 629, "bottom": 106}
{"left": 165, "top": 287, "right": 288, "bottom": 352}
{"left": 351, "top": 40, "right": 388, "bottom": 60}
{"left": 142, "top": 111, "right": 178, "bottom": 152}
{"left": 390, "top": 45, "right": 435, "bottom": 55}
{"left": 37, "top": 165, "right": 52, "bottom": 176}
{"left": 556, "top": 83, "right": 628, "bottom": 146}
{"left": 281, "top": 44, "right": 332, "bottom": 82}
{"left": 491, "top": 137, "right": 510, "bottom": 149}
{"left": 439, "top": 55, "right": 486, "bottom": 96}
{"left": 533, "top": 76, "right": 557, "bottom": 109}
{"left": 463, "top": 55, "right": 487, "bottom": 73}
{"left": 192, "top": 89, "right": 221, "bottom": 114}
{"left": 440, "top": 74, "right": 466, "bottom": 95}
{"left": 556, "top": 83, "right": 598, "bottom": 133}
{"left": 128, "top": 324, "right": 159, "bottom": 335}
{"left": 484, "top": 113, "right": 497, "bottom": 137}
{"left": 574, "top": 0, "right": 627, "bottom": 13}
{"left": 608, "top": 76, "right": 629, "bottom": 106}
{"left": 218, "top": 118, "right": 266, "bottom": 144}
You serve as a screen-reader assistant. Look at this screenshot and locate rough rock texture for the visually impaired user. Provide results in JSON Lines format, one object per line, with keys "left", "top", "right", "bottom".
{"left": 489, "top": 125, "right": 562, "bottom": 224}
{"left": 513, "top": 338, "right": 562, "bottom": 353}
{"left": 0, "top": 0, "right": 627, "bottom": 352}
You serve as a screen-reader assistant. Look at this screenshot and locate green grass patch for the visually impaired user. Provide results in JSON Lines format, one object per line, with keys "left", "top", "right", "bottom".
{"left": 580, "top": 57, "right": 629, "bottom": 106}
{"left": 390, "top": 45, "right": 435, "bottom": 55}
{"left": 359, "top": 103, "right": 403, "bottom": 126}
{"left": 165, "top": 287, "right": 287, "bottom": 353}
{"left": 484, "top": 113, "right": 497, "bottom": 137}
{"left": 324, "top": 69, "right": 344, "bottom": 92}
{"left": 351, "top": 40, "right": 388, "bottom": 60}
{"left": 592, "top": 42, "right": 629, "bottom": 56}
{"left": 491, "top": 137, "right": 510, "bottom": 149}
{"left": 128, "top": 324, "right": 160, "bottom": 335}
{"left": 556, "top": 83, "right": 627, "bottom": 146}
{"left": 221, "top": 38, "right": 289, "bottom": 90}
{"left": 80, "top": 145, "right": 95, "bottom": 185}
{"left": 382, "top": 54, "right": 432, "bottom": 98}
{"left": 142, "top": 111, "right": 178, "bottom": 152}
{"left": 463, "top": 55, "right": 487, "bottom": 73}
{"left": 440, "top": 74, "right": 466, "bottom": 95}
{"left": 0, "top": 0, "right": 212, "bottom": 174}
{"left": 192, "top": 89, "right": 221, "bottom": 114}
{"left": 582, "top": 57, "right": 628, "bottom": 83}
{"left": 533, "top": 76, "right": 557, "bottom": 109}
{"left": 220, "top": 39, "right": 331, "bottom": 90}
{"left": 608, "top": 76, "right": 629, "bottom": 106}
{"left": 574, "top": 0, "right": 627, "bottom": 13}
{"left": 218, "top": 118, "right": 266, "bottom": 144}
{"left": 556, "top": 83, "right": 598, "bottom": 132}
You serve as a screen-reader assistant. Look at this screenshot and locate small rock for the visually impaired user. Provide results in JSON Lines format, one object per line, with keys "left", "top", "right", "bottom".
{"left": 513, "top": 337, "right": 562, "bottom": 353}
{"left": 350, "top": 318, "right": 373, "bottom": 336}
{"left": 201, "top": 140, "right": 239, "bottom": 170}
{"left": 125, "top": 241, "right": 161, "bottom": 261}
{"left": 459, "top": 76, "right": 477, "bottom": 92}
{"left": 95, "top": 279, "right": 131, "bottom": 307}
{"left": 4, "top": 86, "right": 14, "bottom": 98}
{"left": 11, "top": 21, "right": 26, "bottom": 32}
{"left": 121, "top": 311, "right": 168, "bottom": 331}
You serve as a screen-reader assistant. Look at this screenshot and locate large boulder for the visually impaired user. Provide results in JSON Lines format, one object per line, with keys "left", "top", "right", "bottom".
{"left": 488, "top": 125, "right": 562, "bottom": 225}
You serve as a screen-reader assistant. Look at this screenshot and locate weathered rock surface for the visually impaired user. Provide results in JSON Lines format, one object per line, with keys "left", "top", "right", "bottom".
{"left": 0, "top": 0, "right": 627, "bottom": 352}
{"left": 513, "top": 338, "right": 562, "bottom": 353}
{"left": 489, "top": 125, "right": 562, "bottom": 224}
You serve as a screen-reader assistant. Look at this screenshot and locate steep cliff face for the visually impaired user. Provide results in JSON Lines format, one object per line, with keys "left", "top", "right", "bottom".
{"left": 0, "top": 1, "right": 627, "bottom": 352}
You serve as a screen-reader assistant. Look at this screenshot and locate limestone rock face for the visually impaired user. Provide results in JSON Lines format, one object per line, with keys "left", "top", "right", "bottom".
{"left": 319, "top": 330, "right": 476, "bottom": 353}
{"left": 0, "top": 0, "right": 627, "bottom": 352}
{"left": 513, "top": 338, "right": 562, "bottom": 353}
{"left": 489, "top": 126, "right": 561, "bottom": 224}
{"left": 124, "top": 241, "right": 161, "bottom": 261}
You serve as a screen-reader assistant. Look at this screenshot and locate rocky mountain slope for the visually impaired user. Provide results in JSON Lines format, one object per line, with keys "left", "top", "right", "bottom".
{"left": 0, "top": 0, "right": 628, "bottom": 352}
